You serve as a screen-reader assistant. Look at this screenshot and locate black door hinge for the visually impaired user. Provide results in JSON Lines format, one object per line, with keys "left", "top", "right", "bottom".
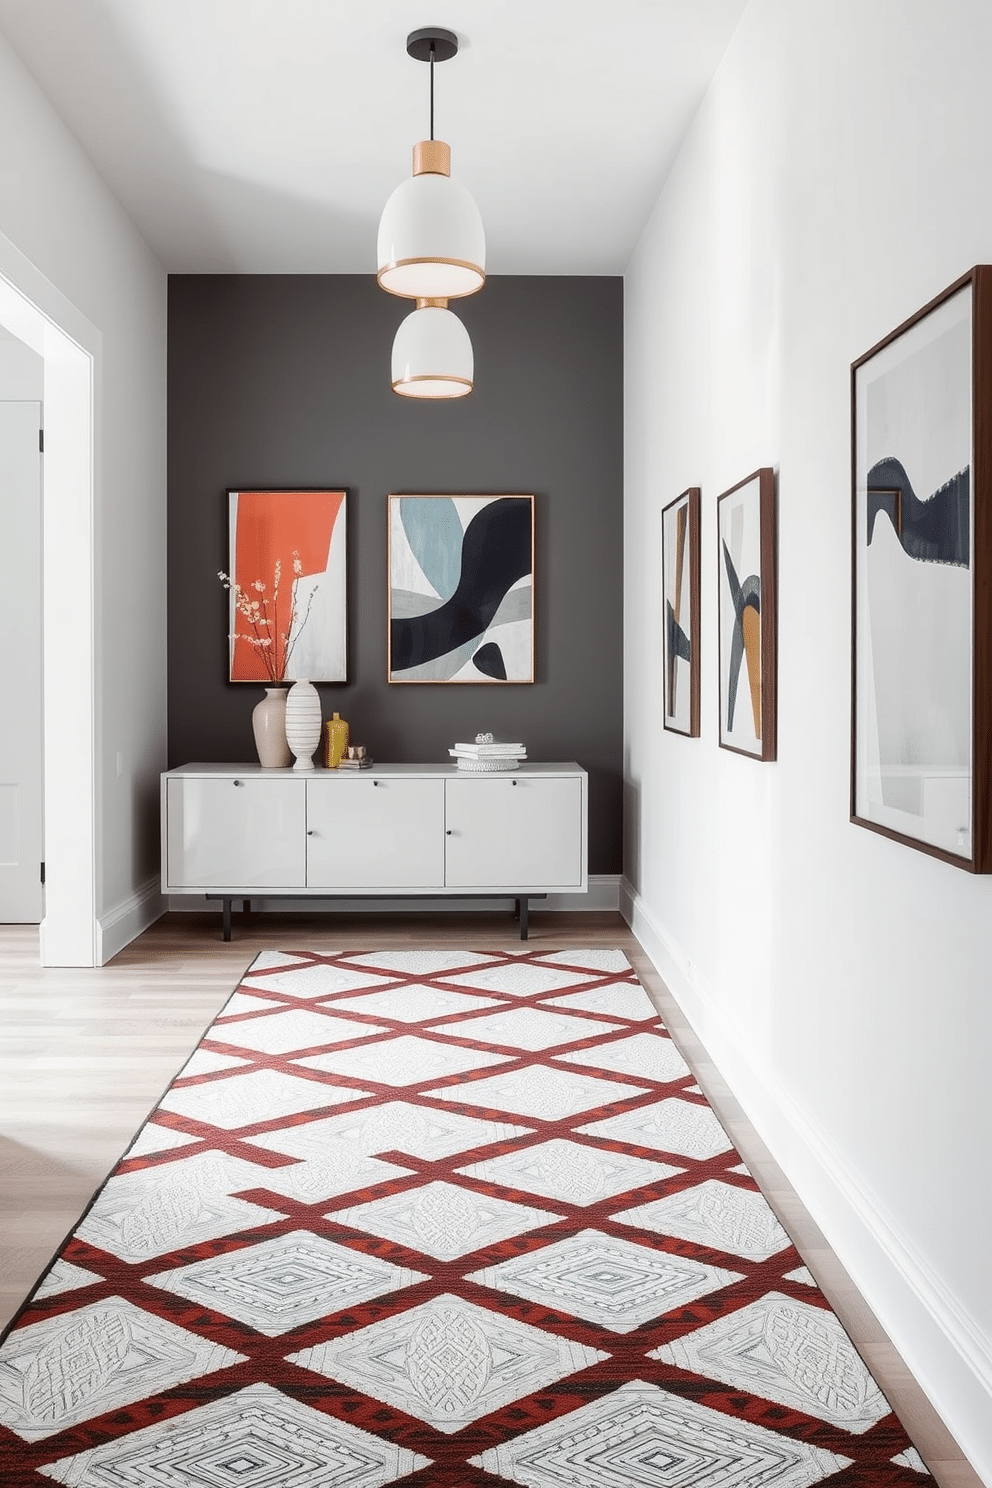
{"left": 39, "top": 428, "right": 44, "bottom": 453}
{"left": 40, "top": 861, "right": 45, "bottom": 884}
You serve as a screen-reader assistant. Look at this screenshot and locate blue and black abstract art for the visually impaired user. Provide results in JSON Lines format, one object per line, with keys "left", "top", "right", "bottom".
{"left": 389, "top": 495, "right": 535, "bottom": 683}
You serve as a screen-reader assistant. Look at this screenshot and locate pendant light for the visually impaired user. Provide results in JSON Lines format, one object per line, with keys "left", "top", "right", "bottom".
{"left": 378, "top": 28, "right": 485, "bottom": 399}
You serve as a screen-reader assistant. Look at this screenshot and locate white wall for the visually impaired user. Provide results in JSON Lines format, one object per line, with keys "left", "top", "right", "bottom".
{"left": 624, "top": 0, "right": 992, "bottom": 1476}
{"left": 0, "top": 25, "right": 167, "bottom": 956}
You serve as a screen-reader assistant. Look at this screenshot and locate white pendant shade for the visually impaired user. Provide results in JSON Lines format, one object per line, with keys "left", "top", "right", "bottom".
{"left": 378, "top": 172, "right": 486, "bottom": 300}
{"left": 391, "top": 304, "right": 473, "bottom": 399}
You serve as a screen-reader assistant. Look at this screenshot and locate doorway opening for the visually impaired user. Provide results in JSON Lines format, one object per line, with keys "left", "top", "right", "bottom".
{"left": 0, "top": 231, "right": 97, "bottom": 966}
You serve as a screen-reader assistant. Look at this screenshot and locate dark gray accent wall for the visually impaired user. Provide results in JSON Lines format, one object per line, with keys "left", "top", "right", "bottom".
{"left": 167, "top": 275, "right": 623, "bottom": 873}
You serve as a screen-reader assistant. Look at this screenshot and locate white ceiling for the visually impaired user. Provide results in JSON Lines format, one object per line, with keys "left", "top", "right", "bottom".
{"left": 0, "top": 0, "right": 748, "bottom": 275}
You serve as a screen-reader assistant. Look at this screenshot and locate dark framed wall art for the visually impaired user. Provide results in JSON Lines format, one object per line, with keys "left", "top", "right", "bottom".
{"left": 851, "top": 265, "right": 992, "bottom": 871}
{"left": 717, "top": 468, "right": 777, "bottom": 760}
{"left": 227, "top": 489, "right": 347, "bottom": 683}
{"left": 388, "top": 493, "right": 536, "bottom": 684}
{"left": 661, "top": 487, "right": 701, "bottom": 736}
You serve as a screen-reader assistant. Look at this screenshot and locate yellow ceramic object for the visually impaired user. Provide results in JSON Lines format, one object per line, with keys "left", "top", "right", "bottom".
{"left": 324, "top": 711, "right": 349, "bottom": 768}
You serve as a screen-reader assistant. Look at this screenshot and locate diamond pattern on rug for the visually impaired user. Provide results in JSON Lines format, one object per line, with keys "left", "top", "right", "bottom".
{"left": 246, "top": 965, "right": 396, "bottom": 999}
{"left": 785, "top": 1265, "right": 818, "bottom": 1287}
{"left": 545, "top": 983, "right": 658, "bottom": 1019}
{"left": 558, "top": 1030, "right": 691, "bottom": 1082}
{"left": 457, "top": 1138, "right": 682, "bottom": 1205}
{"left": 245, "top": 1100, "right": 529, "bottom": 1164}
{"left": 0, "top": 1298, "right": 245, "bottom": 1442}
{"left": 295, "top": 1033, "right": 510, "bottom": 1084}
{"left": 652, "top": 1291, "right": 892, "bottom": 1433}
{"left": 40, "top": 1382, "right": 431, "bottom": 1486}
{"left": 335, "top": 1181, "right": 559, "bottom": 1259}
{"left": 147, "top": 1231, "right": 428, "bottom": 1336}
{"left": 614, "top": 1179, "right": 791, "bottom": 1260}
{"left": 893, "top": 1447, "right": 930, "bottom": 1474}
{"left": 537, "top": 949, "right": 636, "bottom": 973}
{"left": 436, "top": 962, "right": 600, "bottom": 996}
{"left": 468, "top": 1230, "right": 744, "bottom": 1333}
{"left": 211, "top": 1007, "right": 388, "bottom": 1055}
{"left": 326, "top": 983, "right": 501, "bottom": 1021}
{"left": 33, "top": 1262, "right": 102, "bottom": 1300}
{"left": 159, "top": 1067, "right": 366, "bottom": 1129}
{"left": 340, "top": 949, "right": 498, "bottom": 974}
{"left": 472, "top": 1378, "right": 853, "bottom": 1486}
{"left": 430, "top": 1065, "right": 649, "bottom": 1120}
{"left": 124, "top": 1123, "right": 199, "bottom": 1159}
{"left": 289, "top": 1294, "right": 608, "bottom": 1433}
{"left": 243, "top": 1148, "right": 413, "bottom": 1203}
{"left": 435, "top": 1006, "right": 625, "bottom": 1051}
{"left": 75, "top": 1154, "right": 282, "bottom": 1261}
{"left": 218, "top": 990, "right": 285, "bottom": 1016}
{"left": 0, "top": 948, "right": 931, "bottom": 1486}
{"left": 578, "top": 1097, "right": 736, "bottom": 1158}
{"left": 178, "top": 1048, "right": 253, "bottom": 1077}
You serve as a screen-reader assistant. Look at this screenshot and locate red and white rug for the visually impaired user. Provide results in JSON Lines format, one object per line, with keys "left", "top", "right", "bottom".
{"left": 0, "top": 948, "right": 931, "bottom": 1486}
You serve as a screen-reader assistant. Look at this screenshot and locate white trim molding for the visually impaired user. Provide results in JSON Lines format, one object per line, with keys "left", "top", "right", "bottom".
{"left": 621, "top": 877, "right": 992, "bottom": 1483}
{"left": 96, "top": 876, "right": 164, "bottom": 966}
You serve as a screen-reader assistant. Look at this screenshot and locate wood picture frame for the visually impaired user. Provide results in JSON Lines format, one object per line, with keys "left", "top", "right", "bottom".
{"left": 851, "top": 265, "right": 992, "bottom": 871}
{"left": 717, "top": 468, "right": 777, "bottom": 760}
{"left": 388, "top": 493, "right": 535, "bottom": 684}
{"left": 661, "top": 487, "right": 701, "bottom": 736}
{"left": 227, "top": 488, "right": 347, "bottom": 683}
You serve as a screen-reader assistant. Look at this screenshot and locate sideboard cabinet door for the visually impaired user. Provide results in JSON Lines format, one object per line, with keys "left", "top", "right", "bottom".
{"left": 166, "top": 776, "right": 306, "bottom": 888}
{"left": 444, "top": 776, "right": 583, "bottom": 888}
{"left": 306, "top": 777, "right": 445, "bottom": 888}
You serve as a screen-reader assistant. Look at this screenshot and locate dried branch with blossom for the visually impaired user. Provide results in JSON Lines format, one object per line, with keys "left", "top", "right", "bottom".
{"left": 218, "top": 552, "right": 316, "bottom": 683}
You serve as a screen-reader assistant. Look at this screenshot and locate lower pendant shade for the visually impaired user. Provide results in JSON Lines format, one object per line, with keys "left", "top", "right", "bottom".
{"left": 391, "top": 304, "right": 473, "bottom": 399}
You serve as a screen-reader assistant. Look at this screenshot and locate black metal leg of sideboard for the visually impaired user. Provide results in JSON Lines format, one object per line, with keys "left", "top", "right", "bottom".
{"left": 222, "top": 897, "right": 232, "bottom": 942}
{"left": 519, "top": 896, "right": 529, "bottom": 940}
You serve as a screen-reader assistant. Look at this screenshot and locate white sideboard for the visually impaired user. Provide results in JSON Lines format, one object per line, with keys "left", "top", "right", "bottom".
{"left": 161, "top": 762, "right": 588, "bottom": 939}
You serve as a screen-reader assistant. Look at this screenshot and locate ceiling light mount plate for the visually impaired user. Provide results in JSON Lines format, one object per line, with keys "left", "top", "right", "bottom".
{"left": 406, "top": 28, "right": 458, "bottom": 63}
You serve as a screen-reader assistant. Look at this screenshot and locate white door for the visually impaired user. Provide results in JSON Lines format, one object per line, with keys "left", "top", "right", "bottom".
{"left": 445, "top": 776, "right": 583, "bottom": 889}
{"left": 166, "top": 776, "right": 307, "bottom": 888}
{"left": 307, "top": 777, "right": 445, "bottom": 888}
{"left": 0, "top": 402, "right": 43, "bottom": 921}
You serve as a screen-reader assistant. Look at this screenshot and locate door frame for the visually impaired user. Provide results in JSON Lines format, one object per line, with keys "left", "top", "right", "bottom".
{"left": 0, "top": 230, "right": 98, "bottom": 966}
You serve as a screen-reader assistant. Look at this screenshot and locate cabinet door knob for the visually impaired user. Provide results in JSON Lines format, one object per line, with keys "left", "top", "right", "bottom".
{"left": 446, "top": 829, "right": 453, "bottom": 835}
{"left": 307, "top": 829, "right": 315, "bottom": 836}
{"left": 233, "top": 779, "right": 243, "bottom": 787}
{"left": 511, "top": 779, "right": 518, "bottom": 786}
{"left": 372, "top": 780, "right": 380, "bottom": 787}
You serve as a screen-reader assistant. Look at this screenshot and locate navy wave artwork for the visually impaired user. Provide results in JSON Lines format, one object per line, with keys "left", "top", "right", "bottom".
{"left": 391, "top": 498, "right": 532, "bottom": 675}
{"left": 665, "top": 601, "right": 690, "bottom": 715}
{"left": 722, "top": 542, "right": 760, "bottom": 732}
{"left": 867, "top": 456, "right": 970, "bottom": 567}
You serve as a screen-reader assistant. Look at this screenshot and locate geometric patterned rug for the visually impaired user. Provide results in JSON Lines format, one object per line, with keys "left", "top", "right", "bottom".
{"left": 0, "top": 948, "right": 932, "bottom": 1486}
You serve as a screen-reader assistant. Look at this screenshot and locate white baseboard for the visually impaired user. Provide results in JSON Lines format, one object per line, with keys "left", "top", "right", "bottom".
{"left": 168, "top": 875, "right": 621, "bottom": 917}
{"left": 97, "top": 876, "right": 165, "bottom": 965}
{"left": 620, "top": 877, "right": 992, "bottom": 1484}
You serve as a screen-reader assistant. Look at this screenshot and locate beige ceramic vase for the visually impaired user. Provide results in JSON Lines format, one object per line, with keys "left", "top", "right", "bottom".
{"left": 252, "top": 686, "right": 291, "bottom": 768}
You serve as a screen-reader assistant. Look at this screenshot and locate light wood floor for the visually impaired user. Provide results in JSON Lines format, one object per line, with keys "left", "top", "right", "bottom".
{"left": 0, "top": 909, "right": 981, "bottom": 1486}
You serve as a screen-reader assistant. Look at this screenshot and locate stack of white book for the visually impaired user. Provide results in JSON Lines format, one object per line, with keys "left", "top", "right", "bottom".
{"left": 449, "top": 737, "right": 527, "bottom": 773}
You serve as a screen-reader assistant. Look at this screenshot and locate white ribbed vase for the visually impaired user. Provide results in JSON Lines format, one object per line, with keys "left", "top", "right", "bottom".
{"left": 284, "top": 680, "right": 322, "bottom": 770}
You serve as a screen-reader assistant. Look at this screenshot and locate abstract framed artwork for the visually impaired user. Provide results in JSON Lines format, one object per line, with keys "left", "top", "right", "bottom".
{"left": 851, "top": 265, "right": 992, "bottom": 870}
{"left": 388, "top": 493, "right": 535, "bottom": 684}
{"left": 717, "top": 468, "right": 777, "bottom": 760}
{"left": 661, "top": 487, "right": 701, "bottom": 736}
{"left": 227, "top": 489, "right": 347, "bottom": 683}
